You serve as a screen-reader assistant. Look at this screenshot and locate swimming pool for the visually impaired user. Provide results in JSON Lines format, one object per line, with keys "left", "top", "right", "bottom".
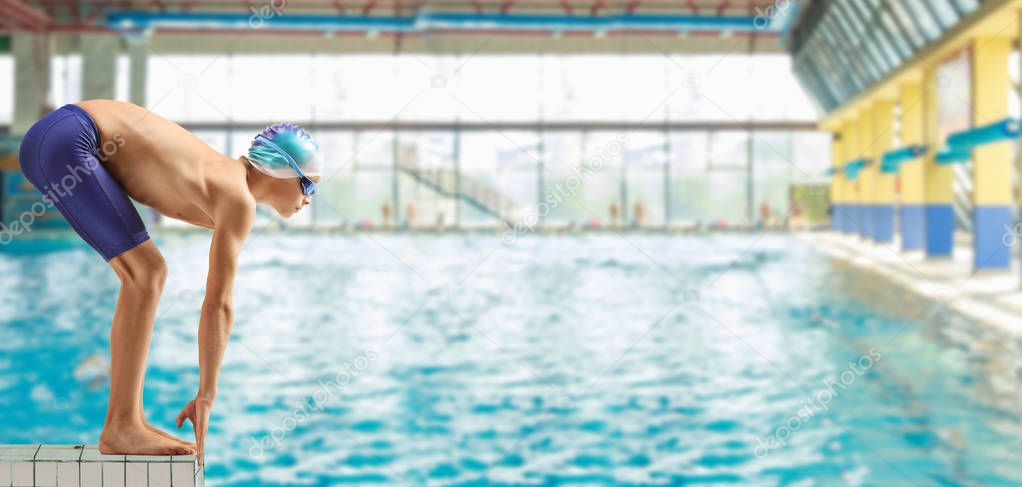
{"left": 2, "top": 232, "right": 1021, "bottom": 486}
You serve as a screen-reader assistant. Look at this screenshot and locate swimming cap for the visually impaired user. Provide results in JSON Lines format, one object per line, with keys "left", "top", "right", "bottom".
{"left": 246, "top": 123, "right": 322, "bottom": 179}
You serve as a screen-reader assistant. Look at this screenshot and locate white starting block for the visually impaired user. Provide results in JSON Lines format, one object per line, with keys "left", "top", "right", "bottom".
{"left": 0, "top": 445, "right": 203, "bottom": 487}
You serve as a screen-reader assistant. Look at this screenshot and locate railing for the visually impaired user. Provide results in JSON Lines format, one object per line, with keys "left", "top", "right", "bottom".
{"left": 397, "top": 146, "right": 518, "bottom": 227}
{"left": 952, "top": 164, "right": 974, "bottom": 233}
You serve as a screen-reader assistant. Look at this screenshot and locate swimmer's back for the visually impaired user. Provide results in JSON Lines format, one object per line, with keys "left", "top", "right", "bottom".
{"left": 76, "top": 99, "right": 243, "bottom": 228}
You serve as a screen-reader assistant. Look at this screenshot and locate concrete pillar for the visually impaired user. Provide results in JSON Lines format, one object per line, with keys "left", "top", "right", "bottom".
{"left": 871, "top": 98, "right": 896, "bottom": 243}
{"left": 898, "top": 81, "right": 926, "bottom": 251}
{"left": 126, "top": 36, "right": 148, "bottom": 106}
{"left": 922, "top": 65, "right": 955, "bottom": 258}
{"left": 857, "top": 105, "right": 877, "bottom": 239}
{"left": 830, "top": 132, "right": 843, "bottom": 231}
{"left": 12, "top": 33, "right": 52, "bottom": 134}
{"left": 840, "top": 119, "right": 860, "bottom": 235}
{"left": 80, "top": 33, "right": 118, "bottom": 100}
{"left": 970, "top": 36, "right": 1013, "bottom": 270}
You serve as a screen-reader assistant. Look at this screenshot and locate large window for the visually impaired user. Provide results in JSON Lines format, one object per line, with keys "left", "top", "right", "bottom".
{"left": 199, "top": 128, "right": 827, "bottom": 230}
{"left": 147, "top": 54, "right": 817, "bottom": 123}
{"left": 460, "top": 131, "right": 540, "bottom": 227}
{"left": 0, "top": 55, "right": 12, "bottom": 124}
{"left": 135, "top": 53, "right": 828, "bottom": 230}
{"left": 50, "top": 54, "right": 130, "bottom": 108}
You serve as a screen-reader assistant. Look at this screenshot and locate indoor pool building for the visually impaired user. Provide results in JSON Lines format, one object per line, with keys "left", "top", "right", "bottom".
{"left": 2, "top": 1, "right": 1022, "bottom": 486}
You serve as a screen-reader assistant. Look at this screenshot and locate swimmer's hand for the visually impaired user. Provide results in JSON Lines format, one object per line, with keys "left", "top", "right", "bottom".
{"left": 177, "top": 394, "right": 213, "bottom": 467}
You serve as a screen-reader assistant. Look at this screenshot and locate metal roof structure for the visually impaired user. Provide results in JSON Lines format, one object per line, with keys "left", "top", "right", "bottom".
{"left": 1, "top": 0, "right": 800, "bottom": 53}
{"left": 787, "top": 0, "right": 983, "bottom": 113}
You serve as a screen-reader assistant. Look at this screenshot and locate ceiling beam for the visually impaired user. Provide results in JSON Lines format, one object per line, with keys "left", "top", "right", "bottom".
{"left": 0, "top": 0, "right": 51, "bottom": 30}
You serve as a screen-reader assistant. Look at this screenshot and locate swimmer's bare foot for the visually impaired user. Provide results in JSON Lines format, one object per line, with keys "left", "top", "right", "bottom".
{"left": 99, "top": 422, "right": 196, "bottom": 456}
{"left": 139, "top": 396, "right": 196, "bottom": 450}
{"left": 144, "top": 420, "right": 197, "bottom": 450}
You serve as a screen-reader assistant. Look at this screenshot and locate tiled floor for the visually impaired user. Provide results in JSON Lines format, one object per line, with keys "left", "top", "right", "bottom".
{"left": 802, "top": 231, "right": 1022, "bottom": 336}
{"left": 0, "top": 446, "right": 202, "bottom": 487}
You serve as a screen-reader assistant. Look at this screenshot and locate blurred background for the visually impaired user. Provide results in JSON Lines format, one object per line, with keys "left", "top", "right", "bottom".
{"left": 3, "top": 1, "right": 1022, "bottom": 486}
{"left": 0, "top": 0, "right": 832, "bottom": 232}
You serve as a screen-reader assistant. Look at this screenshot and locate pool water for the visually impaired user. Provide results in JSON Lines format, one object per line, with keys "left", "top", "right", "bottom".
{"left": 2, "top": 233, "right": 1021, "bottom": 486}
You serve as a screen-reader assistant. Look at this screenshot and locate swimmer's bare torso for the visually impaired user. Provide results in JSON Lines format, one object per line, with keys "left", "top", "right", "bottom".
{"left": 77, "top": 100, "right": 247, "bottom": 228}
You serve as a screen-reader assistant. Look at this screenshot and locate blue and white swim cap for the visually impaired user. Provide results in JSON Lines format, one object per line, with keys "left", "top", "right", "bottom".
{"left": 246, "top": 123, "right": 322, "bottom": 179}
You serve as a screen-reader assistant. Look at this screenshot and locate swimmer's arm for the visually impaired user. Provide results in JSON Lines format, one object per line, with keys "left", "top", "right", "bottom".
{"left": 178, "top": 195, "right": 253, "bottom": 465}
{"left": 196, "top": 195, "right": 255, "bottom": 398}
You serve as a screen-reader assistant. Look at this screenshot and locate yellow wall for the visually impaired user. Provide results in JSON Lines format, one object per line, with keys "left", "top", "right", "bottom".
{"left": 872, "top": 99, "right": 896, "bottom": 204}
{"left": 922, "top": 65, "right": 953, "bottom": 204}
{"left": 843, "top": 118, "right": 861, "bottom": 207}
{"left": 972, "top": 36, "right": 1013, "bottom": 206}
{"left": 899, "top": 81, "right": 925, "bottom": 205}
{"left": 857, "top": 105, "right": 878, "bottom": 205}
{"left": 831, "top": 133, "right": 843, "bottom": 205}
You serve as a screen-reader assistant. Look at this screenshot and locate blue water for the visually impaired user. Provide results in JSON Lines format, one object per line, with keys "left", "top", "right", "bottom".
{"left": 2, "top": 233, "right": 1022, "bottom": 486}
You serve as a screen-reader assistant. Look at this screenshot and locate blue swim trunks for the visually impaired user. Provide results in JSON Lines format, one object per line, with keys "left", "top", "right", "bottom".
{"left": 18, "top": 104, "right": 150, "bottom": 261}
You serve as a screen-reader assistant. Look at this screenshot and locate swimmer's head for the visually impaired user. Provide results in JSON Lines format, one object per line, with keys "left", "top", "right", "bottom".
{"left": 244, "top": 123, "right": 322, "bottom": 218}
{"left": 246, "top": 123, "right": 322, "bottom": 179}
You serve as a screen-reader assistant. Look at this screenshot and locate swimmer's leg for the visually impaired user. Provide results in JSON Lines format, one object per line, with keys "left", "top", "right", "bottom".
{"left": 99, "top": 241, "right": 193, "bottom": 456}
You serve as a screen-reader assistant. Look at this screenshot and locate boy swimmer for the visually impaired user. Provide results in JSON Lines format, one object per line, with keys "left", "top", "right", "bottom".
{"left": 18, "top": 100, "right": 321, "bottom": 465}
